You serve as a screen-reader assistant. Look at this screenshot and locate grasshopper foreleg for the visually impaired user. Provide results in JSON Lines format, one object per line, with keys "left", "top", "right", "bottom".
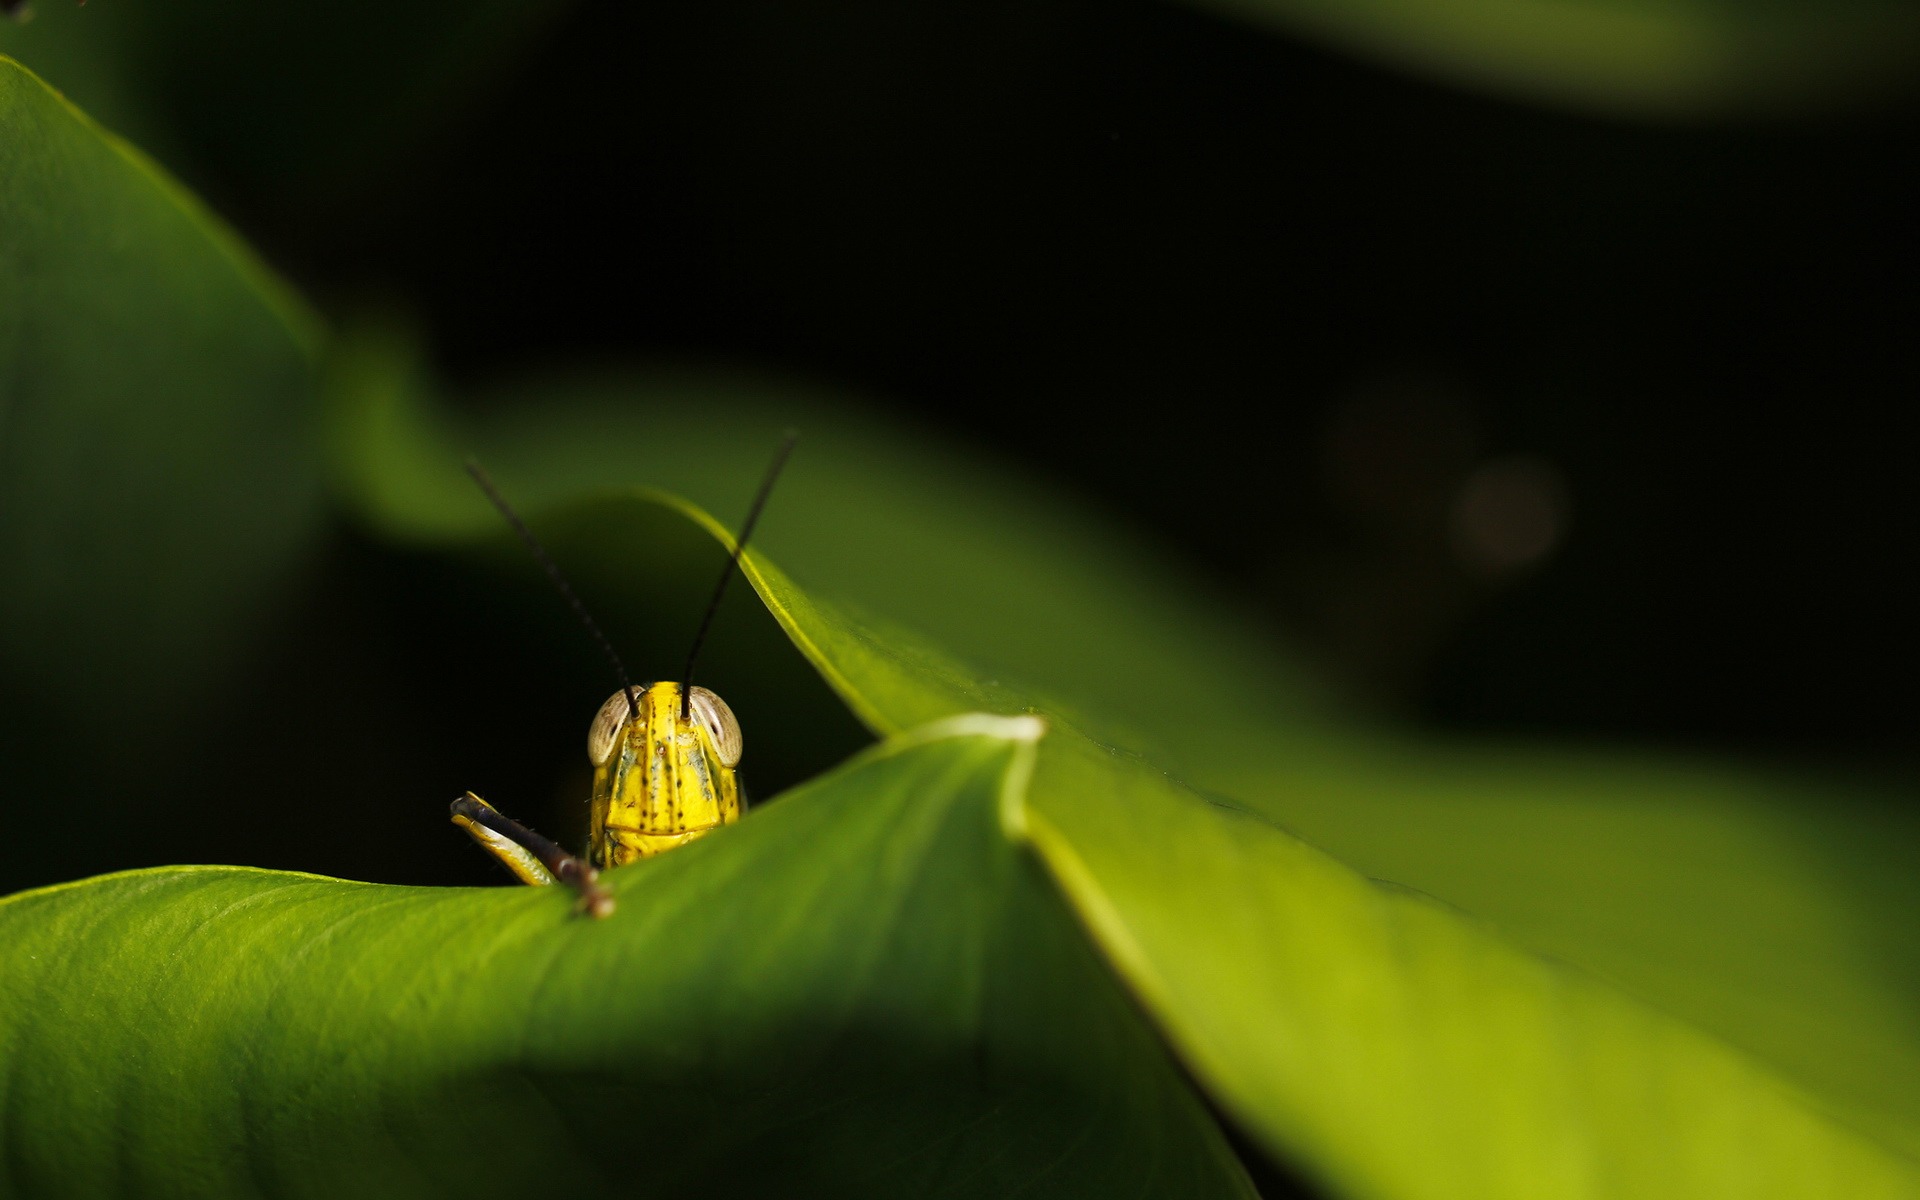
{"left": 450, "top": 792, "right": 615, "bottom": 918}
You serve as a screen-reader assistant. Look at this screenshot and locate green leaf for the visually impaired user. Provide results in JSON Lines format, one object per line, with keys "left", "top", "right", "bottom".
{"left": 1184, "top": 0, "right": 1920, "bottom": 117}
{"left": 0, "top": 57, "right": 323, "bottom": 876}
{"left": 326, "top": 353, "right": 1920, "bottom": 1198}
{"left": 0, "top": 719, "right": 1256, "bottom": 1199}
{"left": 727, "top": 498, "right": 1920, "bottom": 1198}
{"left": 1182, "top": 739, "right": 1920, "bottom": 1166}
{"left": 1018, "top": 738, "right": 1920, "bottom": 1200}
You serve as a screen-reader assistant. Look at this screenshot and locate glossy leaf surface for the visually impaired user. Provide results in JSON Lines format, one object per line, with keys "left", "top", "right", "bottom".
{"left": 0, "top": 720, "right": 1255, "bottom": 1200}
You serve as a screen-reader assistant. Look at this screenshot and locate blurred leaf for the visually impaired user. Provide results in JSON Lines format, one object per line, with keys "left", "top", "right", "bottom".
{"left": 0, "top": 60, "right": 321, "bottom": 748}
{"left": 0, "top": 0, "right": 570, "bottom": 194}
{"left": 323, "top": 323, "right": 1341, "bottom": 749}
{"left": 0, "top": 8, "right": 178, "bottom": 164}
{"left": 1186, "top": 0, "right": 1920, "bottom": 117}
{"left": 329, "top": 350, "right": 1920, "bottom": 1197}
{"left": 0, "top": 719, "right": 1256, "bottom": 1200}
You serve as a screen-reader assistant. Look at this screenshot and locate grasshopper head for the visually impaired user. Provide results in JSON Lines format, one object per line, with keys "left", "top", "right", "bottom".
{"left": 587, "top": 683, "right": 742, "bottom": 769}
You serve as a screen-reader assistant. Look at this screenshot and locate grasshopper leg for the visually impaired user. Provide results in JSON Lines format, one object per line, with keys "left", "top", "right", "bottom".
{"left": 450, "top": 792, "right": 615, "bottom": 918}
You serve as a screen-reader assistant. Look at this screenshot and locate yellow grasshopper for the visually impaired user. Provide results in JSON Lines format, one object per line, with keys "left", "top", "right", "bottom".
{"left": 450, "top": 437, "right": 795, "bottom": 917}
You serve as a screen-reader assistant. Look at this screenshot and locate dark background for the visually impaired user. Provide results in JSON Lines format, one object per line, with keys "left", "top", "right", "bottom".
{"left": 210, "top": 0, "right": 1917, "bottom": 765}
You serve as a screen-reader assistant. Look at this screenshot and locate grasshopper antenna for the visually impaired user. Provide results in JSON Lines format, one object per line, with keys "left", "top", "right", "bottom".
{"left": 680, "top": 431, "right": 798, "bottom": 719}
{"left": 466, "top": 459, "right": 641, "bottom": 724}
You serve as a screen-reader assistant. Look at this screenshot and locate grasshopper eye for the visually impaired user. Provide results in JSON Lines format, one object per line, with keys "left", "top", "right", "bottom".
{"left": 587, "top": 689, "right": 641, "bottom": 767}
{"left": 688, "top": 686, "right": 743, "bottom": 768}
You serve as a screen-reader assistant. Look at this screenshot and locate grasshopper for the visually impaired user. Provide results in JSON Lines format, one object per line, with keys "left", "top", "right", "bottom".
{"left": 451, "top": 436, "right": 795, "bottom": 918}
